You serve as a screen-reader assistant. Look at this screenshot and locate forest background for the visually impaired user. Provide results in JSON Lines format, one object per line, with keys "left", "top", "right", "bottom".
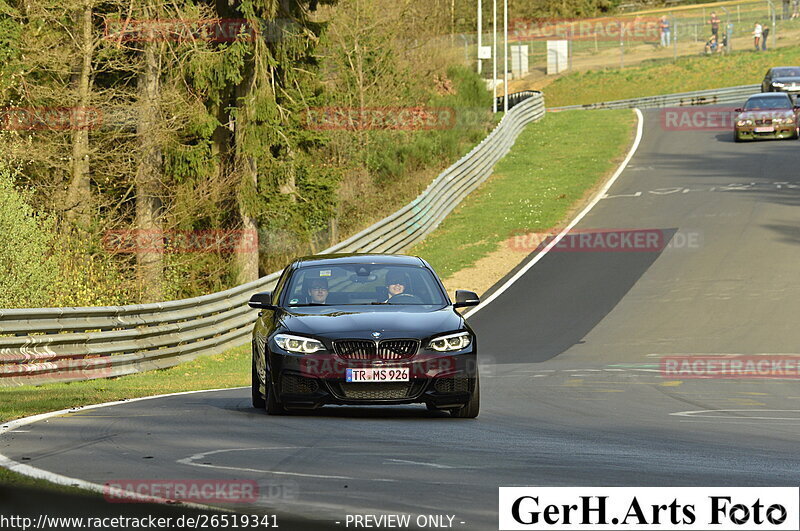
{"left": 0, "top": 0, "right": 621, "bottom": 309}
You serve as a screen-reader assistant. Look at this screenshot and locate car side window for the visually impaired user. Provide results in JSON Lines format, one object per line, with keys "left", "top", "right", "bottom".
{"left": 272, "top": 265, "right": 293, "bottom": 305}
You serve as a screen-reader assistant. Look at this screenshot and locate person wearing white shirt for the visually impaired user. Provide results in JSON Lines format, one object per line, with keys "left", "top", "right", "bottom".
{"left": 753, "top": 22, "right": 763, "bottom": 50}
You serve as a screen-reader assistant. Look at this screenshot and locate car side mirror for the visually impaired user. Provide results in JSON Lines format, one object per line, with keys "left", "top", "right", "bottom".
{"left": 248, "top": 291, "right": 276, "bottom": 310}
{"left": 453, "top": 290, "right": 480, "bottom": 308}
{"left": 734, "top": 108, "right": 743, "bottom": 113}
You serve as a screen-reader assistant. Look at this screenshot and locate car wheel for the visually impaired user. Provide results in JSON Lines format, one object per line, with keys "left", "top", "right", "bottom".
{"left": 450, "top": 372, "right": 480, "bottom": 419}
{"left": 734, "top": 132, "right": 743, "bottom": 142}
{"left": 252, "top": 342, "right": 266, "bottom": 408}
{"left": 252, "top": 359, "right": 266, "bottom": 409}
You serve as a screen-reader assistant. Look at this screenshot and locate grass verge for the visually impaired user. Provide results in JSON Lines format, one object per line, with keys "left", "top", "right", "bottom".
{"left": 545, "top": 46, "right": 800, "bottom": 107}
{"left": 0, "top": 345, "right": 249, "bottom": 490}
{"left": 410, "top": 109, "right": 636, "bottom": 278}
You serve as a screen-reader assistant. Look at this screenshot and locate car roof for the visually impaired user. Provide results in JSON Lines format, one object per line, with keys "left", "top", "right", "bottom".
{"left": 293, "top": 253, "right": 426, "bottom": 268}
{"left": 749, "top": 92, "right": 791, "bottom": 98}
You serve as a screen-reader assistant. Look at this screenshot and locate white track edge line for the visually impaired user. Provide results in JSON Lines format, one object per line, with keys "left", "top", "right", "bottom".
{"left": 464, "top": 107, "right": 644, "bottom": 320}
{"left": 0, "top": 386, "right": 246, "bottom": 511}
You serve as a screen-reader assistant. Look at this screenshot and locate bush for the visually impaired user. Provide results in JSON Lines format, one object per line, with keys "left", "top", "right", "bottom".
{"left": 0, "top": 168, "right": 58, "bottom": 309}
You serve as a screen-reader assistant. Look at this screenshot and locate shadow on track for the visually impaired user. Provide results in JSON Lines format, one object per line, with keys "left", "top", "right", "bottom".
{"left": 231, "top": 403, "right": 453, "bottom": 420}
{"left": 470, "top": 229, "right": 677, "bottom": 364}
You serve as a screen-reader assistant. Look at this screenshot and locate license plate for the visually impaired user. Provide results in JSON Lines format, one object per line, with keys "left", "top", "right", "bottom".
{"left": 755, "top": 126, "right": 774, "bottom": 133}
{"left": 346, "top": 368, "right": 409, "bottom": 382}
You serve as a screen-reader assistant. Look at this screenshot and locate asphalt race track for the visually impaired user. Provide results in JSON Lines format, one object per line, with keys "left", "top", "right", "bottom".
{"left": 4, "top": 107, "right": 800, "bottom": 529}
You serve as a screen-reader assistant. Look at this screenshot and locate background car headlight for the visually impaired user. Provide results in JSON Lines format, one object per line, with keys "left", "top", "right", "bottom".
{"left": 773, "top": 82, "right": 785, "bottom": 87}
{"left": 274, "top": 334, "right": 326, "bottom": 354}
{"left": 428, "top": 331, "right": 471, "bottom": 352}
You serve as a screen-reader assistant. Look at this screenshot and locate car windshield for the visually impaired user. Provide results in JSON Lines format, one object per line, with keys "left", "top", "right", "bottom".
{"left": 283, "top": 264, "right": 447, "bottom": 306}
{"left": 744, "top": 96, "right": 792, "bottom": 110}
{"left": 773, "top": 67, "right": 800, "bottom": 77}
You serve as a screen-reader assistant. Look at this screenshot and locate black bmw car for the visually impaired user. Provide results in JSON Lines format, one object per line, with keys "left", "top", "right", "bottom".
{"left": 761, "top": 66, "right": 800, "bottom": 94}
{"left": 248, "top": 254, "right": 481, "bottom": 418}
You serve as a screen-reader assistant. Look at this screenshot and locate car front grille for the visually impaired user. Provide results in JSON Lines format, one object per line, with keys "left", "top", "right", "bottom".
{"left": 379, "top": 340, "right": 419, "bottom": 360}
{"left": 281, "top": 374, "right": 319, "bottom": 394}
{"left": 337, "top": 382, "right": 414, "bottom": 400}
{"left": 334, "top": 339, "right": 419, "bottom": 360}
{"left": 434, "top": 377, "right": 470, "bottom": 393}
{"left": 755, "top": 119, "right": 773, "bottom": 125}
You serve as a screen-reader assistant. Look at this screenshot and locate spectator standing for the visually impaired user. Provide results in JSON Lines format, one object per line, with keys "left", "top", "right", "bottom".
{"left": 762, "top": 24, "right": 770, "bottom": 50}
{"left": 753, "top": 22, "right": 763, "bottom": 50}
{"left": 660, "top": 16, "right": 671, "bottom": 47}
{"left": 793, "top": 0, "right": 799, "bottom": 19}
{"left": 783, "top": 0, "right": 791, "bottom": 19}
{"left": 709, "top": 12, "right": 720, "bottom": 39}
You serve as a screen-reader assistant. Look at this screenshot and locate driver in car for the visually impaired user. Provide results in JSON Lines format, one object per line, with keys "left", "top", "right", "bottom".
{"left": 384, "top": 271, "right": 421, "bottom": 303}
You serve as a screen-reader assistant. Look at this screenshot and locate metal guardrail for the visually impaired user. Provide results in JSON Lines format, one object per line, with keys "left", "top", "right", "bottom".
{"left": 0, "top": 92, "right": 544, "bottom": 387}
{"left": 495, "top": 91, "right": 541, "bottom": 111}
{"left": 549, "top": 84, "right": 760, "bottom": 110}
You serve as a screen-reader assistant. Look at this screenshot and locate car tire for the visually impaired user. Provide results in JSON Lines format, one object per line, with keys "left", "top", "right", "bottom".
{"left": 252, "top": 342, "right": 266, "bottom": 409}
{"left": 252, "top": 360, "right": 266, "bottom": 409}
{"left": 734, "top": 132, "right": 743, "bottom": 142}
{"left": 450, "top": 372, "right": 480, "bottom": 419}
{"left": 253, "top": 342, "right": 287, "bottom": 415}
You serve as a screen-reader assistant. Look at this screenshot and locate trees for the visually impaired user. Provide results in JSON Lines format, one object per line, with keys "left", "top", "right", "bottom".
{"left": 0, "top": 167, "right": 57, "bottom": 308}
{"left": 0, "top": 0, "right": 493, "bottom": 307}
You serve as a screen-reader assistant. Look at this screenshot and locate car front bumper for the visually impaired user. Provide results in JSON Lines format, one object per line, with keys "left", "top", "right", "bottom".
{"left": 267, "top": 347, "right": 477, "bottom": 410}
{"left": 735, "top": 125, "right": 797, "bottom": 140}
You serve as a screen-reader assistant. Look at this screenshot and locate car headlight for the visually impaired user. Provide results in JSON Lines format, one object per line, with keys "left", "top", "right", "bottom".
{"left": 274, "top": 333, "right": 326, "bottom": 354}
{"left": 737, "top": 119, "right": 753, "bottom": 126}
{"left": 773, "top": 82, "right": 785, "bottom": 87}
{"left": 428, "top": 331, "right": 472, "bottom": 352}
{"left": 786, "top": 116, "right": 795, "bottom": 124}
{"left": 773, "top": 118, "right": 784, "bottom": 124}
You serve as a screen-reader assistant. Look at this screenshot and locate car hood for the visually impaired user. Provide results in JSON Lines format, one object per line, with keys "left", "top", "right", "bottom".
{"left": 772, "top": 76, "right": 800, "bottom": 84}
{"left": 277, "top": 306, "right": 464, "bottom": 340}
{"left": 736, "top": 109, "right": 794, "bottom": 120}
